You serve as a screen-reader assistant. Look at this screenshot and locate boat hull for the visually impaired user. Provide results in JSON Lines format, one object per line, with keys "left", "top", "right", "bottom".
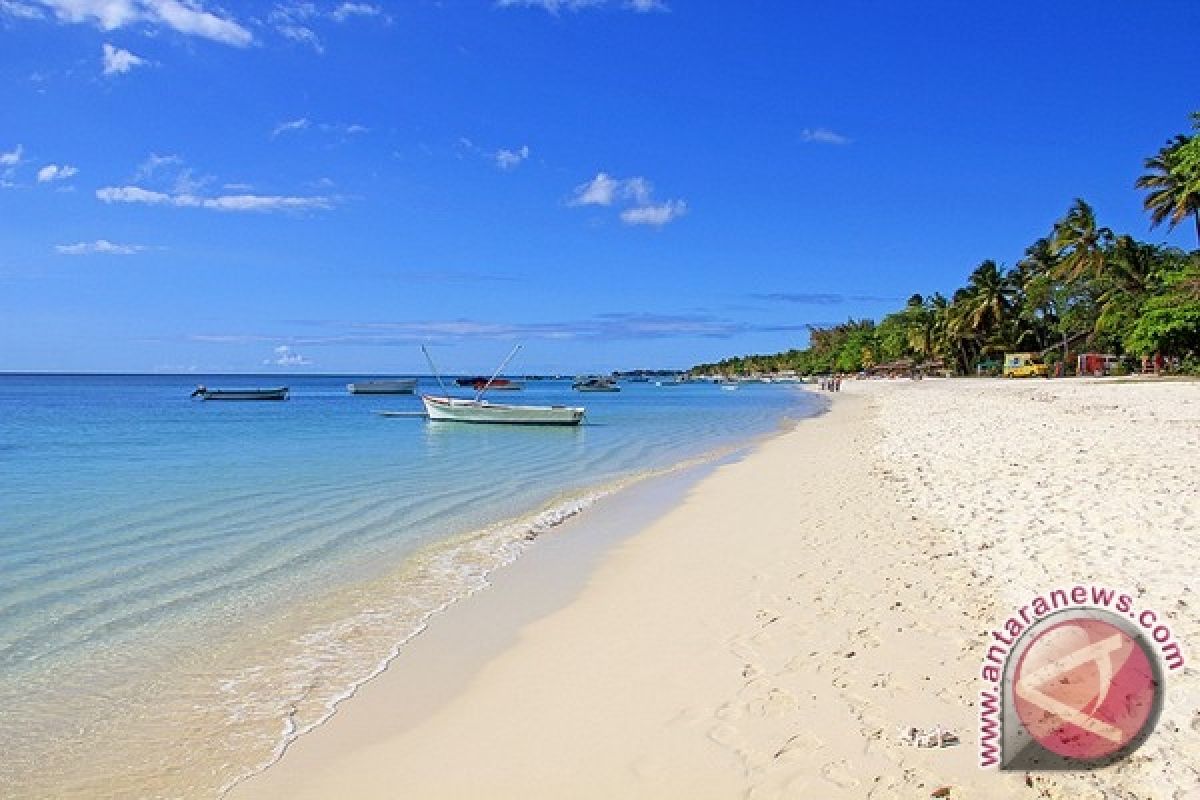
{"left": 193, "top": 387, "right": 288, "bottom": 401}
{"left": 421, "top": 395, "right": 584, "bottom": 426}
{"left": 347, "top": 379, "right": 417, "bottom": 395}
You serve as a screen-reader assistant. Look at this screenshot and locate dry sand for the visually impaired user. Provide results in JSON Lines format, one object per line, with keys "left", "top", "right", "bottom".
{"left": 233, "top": 378, "right": 1199, "bottom": 800}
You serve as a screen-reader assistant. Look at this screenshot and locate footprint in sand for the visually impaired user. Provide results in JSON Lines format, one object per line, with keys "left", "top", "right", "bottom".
{"left": 820, "top": 759, "right": 860, "bottom": 789}
{"left": 747, "top": 687, "right": 797, "bottom": 718}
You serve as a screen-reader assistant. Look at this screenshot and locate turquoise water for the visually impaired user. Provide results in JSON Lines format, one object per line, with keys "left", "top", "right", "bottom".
{"left": 0, "top": 374, "right": 816, "bottom": 798}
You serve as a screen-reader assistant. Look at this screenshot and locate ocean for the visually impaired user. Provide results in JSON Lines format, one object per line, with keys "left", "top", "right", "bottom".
{"left": 0, "top": 374, "right": 817, "bottom": 798}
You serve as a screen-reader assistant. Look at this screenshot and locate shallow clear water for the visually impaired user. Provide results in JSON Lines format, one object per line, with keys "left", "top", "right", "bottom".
{"left": 0, "top": 374, "right": 816, "bottom": 798}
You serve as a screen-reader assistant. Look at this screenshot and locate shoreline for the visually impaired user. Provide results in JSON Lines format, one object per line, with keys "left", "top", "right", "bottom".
{"left": 233, "top": 379, "right": 1199, "bottom": 799}
{"left": 223, "top": 442, "right": 766, "bottom": 797}
{"left": 220, "top": 399, "right": 821, "bottom": 797}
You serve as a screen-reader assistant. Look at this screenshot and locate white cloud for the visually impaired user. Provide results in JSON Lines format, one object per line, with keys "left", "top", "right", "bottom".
{"left": 1, "top": 144, "right": 23, "bottom": 167}
{"left": 269, "top": 3, "right": 322, "bottom": 53}
{"left": 133, "top": 152, "right": 181, "bottom": 181}
{"left": 625, "top": 0, "right": 668, "bottom": 11}
{"left": 55, "top": 238, "right": 148, "bottom": 255}
{"left": 149, "top": 0, "right": 251, "bottom": 45}
{"left": 622, "top": 175, "right": 652, "bottom": 204}
{"left": 265, "top": 345, "right": 312, "bottom": 366}
{"left": 620, "top": 198, "right": 686, "bottom": 227}
{"left": 800, "top": 127, "right": 850, "bottom": 145}
{"left": 37, "top": 163, "right": 78, "bottom": 182}
{"left": 30, "top": 0, "right": 252, "bottom": 45}
{"left": 495, "top": 0, "right": 606, "bottom": 12}
{"left": 331, "top": 2, "right": 381, "bottom": 21}
{"left": 272, "top": 117, "right": 310, "bottom": 137}
{"left": 96, "top": 184, "right": 334, "bottom": 212}
{"left": 495, "top": 145, "right": 530, "bottom": 171}
{"left": 570, "top": 172, "right": 619, "bottom": 206}
{"left": 570, "top": 171, "right": 686, "bottom": 227}
{"left": 102, "top": 42, "right": 146, "bottom": 75}
{"left": 1, "top": 1, "right": 45, "bottom": 19}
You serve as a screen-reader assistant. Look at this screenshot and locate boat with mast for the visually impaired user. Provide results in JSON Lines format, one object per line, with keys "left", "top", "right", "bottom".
{"left": 419, "top": 346, "right": 585, "bottom": 426}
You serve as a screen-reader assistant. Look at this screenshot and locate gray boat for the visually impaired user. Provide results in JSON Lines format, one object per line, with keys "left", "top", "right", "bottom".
{"left": 190, "top": 386, "right": 289, "bottom": 401}
{"left": 347, "top": 379, "right": 418, "bottom": 395}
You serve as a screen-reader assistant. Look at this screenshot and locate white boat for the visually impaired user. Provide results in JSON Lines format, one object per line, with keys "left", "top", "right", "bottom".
{"left": 421, "top": 395, "right": 585, "bottom": 426}
{"left": 720, "top": 383, "right": 740, "bottom": 391}
{"left": 191, "top": 386, "right": 288, "bottom": 401}
{"left": 347, "top": 379, "right": 417, "bottom": 395}
{"left": 572, "top": 376, "right": 620, "bottom": 392}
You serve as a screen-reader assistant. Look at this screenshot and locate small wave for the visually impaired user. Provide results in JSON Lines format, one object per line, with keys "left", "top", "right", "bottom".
{"left": 217, "top": 441, "right": 754, "bottom": 797}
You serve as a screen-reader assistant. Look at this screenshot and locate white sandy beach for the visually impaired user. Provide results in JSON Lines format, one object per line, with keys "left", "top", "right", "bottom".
{"left": 233, "top": 378, "right": 1200, "bottom": 799}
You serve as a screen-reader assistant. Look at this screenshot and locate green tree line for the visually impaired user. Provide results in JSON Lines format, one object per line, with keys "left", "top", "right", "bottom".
{"left": 694, "top": 113, "right": 1200, "bottom": 377}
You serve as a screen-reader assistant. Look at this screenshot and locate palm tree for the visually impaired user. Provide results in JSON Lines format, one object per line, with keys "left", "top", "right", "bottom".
{"left": 1136, "top": 128, "right": 1200, "bottom": 245}
{"left": 1051, "top": 199, "right": 1114, "bottom": 282}
{"left": 962, "top": 259, "right": 1018, "bottom": 334}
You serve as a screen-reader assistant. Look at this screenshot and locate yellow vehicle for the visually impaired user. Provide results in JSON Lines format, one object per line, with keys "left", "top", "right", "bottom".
{"left": 1003, "top": 352, "right": 1049, "bottom": 378}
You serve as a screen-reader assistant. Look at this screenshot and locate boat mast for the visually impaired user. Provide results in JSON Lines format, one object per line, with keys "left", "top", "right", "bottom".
{"left": 475, "top": 344, "right": 522, "bottom": 401}
{"left": 421, "top": 345, "right": 448, "bottom": 392}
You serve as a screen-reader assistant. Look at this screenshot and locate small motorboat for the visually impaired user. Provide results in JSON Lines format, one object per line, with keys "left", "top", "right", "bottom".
{"left": 454, "top": 377, "right": 522, "bottom": 390}
{"left": 347, "top": 379, "right": 418, "bottom": 395}
{"left": 421, "top": 395, "right": 584, "bottom": 425}
{"left": 191, "top": 385, "right": 288, "bottom": 401}
{"left": 572, "top": 376, "right": 620, "bottom": 392}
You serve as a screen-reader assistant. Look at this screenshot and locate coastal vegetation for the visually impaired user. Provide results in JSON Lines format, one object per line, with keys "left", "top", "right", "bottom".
{"left": 695, "top": 113, "right": 1200, "bottom": 377}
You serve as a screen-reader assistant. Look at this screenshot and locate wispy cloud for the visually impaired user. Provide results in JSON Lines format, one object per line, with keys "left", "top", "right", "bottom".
{"left": 191, "top": 311, "right": 808, "bottom": 348}
{"left": 96, "top": 185, "right": 334, "bottom": 212}
{"left": 570, "top": 172, "right": 686, "bottom": 226}
{"left": 800, "top": 127, "right": 851, "bottom": 145}
{"left": 36, "top": 163, "right": 78, "bottom": 182}
{"left": 269, "top": 1, "right": 389, "bottom": 52}
{"left": 264, "top": 344, "right": 312, "bottom": 366}
{"left": 569, "top": 172, "right": 620, "bottom": 206}
{"left": 102, "top": 42, "right": 146, "bottom": 75}
{"left": 271, "top": 118, "right": 368, "bottom": 139}
{"left": 496, "top": 0, "right": 666, "bottom": 13}
{"left": 495, "top": 144, "right": 530, "bottom": 171}
{"left": 619, "top": 199, "right": 686, "bottom": 227}
{"left": 269, "top": 3, "right": 322, "bottom": 53}
{"left": 0, "top": 1, "right": 44, "bottom": 20}
{"left": 132, "top": 152, "right": 181, "bottom": 181}
{"left": 0, "top": 144, "right": 23, "bottom": 167}
{"left": 55, "top": 238, "right": 149, "bottom": 255}
{"left": 753, "top": 292, "right": 900, "bottom": 304}
{"left": 28, "top": 0, "right": 252, "bottom": 46}
{"left": 625, "top": 0, "right": 668, "bottom": 11}
{"left": 331, "top": 2, "right": 383, "bottom": 22}
{"left": 272, "top": 117, "right": 310, "bottom": 138}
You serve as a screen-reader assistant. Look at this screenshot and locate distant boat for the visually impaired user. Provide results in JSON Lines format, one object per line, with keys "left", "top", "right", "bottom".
{"left": 626, "top": 376, "right": 650, "bottom": 383}
{"left": 421, "top": 395, "right": 584, "bottom": 426}
{"left": 191, "top": 386, "right": 288, "bottom": 401}
{"left": 720, "top": 383, "right": 740, "bottom": 391}
{"left": 347, "top": 379, "right": 417, "bottom": 395}
{"left": 655, "top": 377, "right": 683, "bottom": 386}
{"left": 572, "top": 376, "right": 620, "bottom": 392}
{"left": 454, "top": 377, "right": 523, "bottom": 390}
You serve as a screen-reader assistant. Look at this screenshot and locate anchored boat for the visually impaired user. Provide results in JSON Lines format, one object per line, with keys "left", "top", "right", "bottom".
{"left": 347, "top": 379, "right": 417, "bottom": 395}
{"left": 417, "top": 345, "right": 585, "bottom": 426}
{"left": 572, "top": 376, "right": 620, "bottom": 392}
{"left": 190, "top": 386, "right": 288, "bottom": 401}
{"left": 420, "top": 395, "right": 584, "bottom": 425}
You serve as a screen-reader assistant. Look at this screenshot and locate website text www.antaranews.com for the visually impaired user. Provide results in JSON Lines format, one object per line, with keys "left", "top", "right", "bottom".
{"left": 977, "top": 584, "right": 1184, "bottom": 767}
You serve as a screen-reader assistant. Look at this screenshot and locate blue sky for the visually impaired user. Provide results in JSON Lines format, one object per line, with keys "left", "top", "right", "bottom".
{"left": 1, "top": 0, "right": 1198, "bottom": 374}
